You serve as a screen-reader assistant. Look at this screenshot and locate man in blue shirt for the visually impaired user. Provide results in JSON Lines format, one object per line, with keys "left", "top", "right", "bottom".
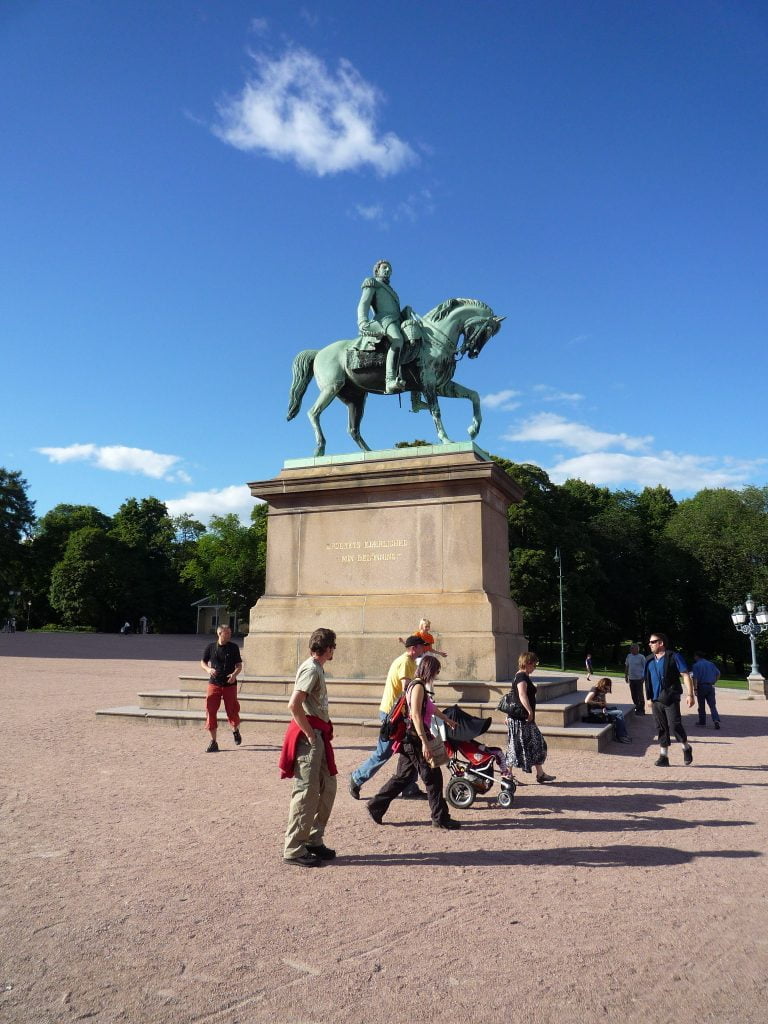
{"left": 691, "top": 651, "right": 722, "bottom": 729}
{"left": 644, "top": 632, "right": 695, "bottom": 767}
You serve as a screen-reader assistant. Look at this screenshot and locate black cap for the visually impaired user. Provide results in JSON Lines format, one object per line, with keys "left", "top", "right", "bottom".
{"left": 404, "top": 635, "right": 426, "bottom": 648}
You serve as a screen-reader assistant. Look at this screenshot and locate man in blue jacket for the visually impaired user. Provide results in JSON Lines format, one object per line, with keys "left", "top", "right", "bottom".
{"left": 691, "top": 651, "right": 722, "bottom": 729}
{"left": 645, "top": 632, "right": 695, "bottom": 767}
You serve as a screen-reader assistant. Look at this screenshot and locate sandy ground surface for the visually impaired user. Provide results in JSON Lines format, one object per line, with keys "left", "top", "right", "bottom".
{"left": 1, "top": 631, "right": 767, "bottom": 1024}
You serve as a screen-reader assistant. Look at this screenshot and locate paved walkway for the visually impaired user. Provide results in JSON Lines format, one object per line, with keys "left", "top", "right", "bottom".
{"left": 1, "top": 632, "right": 766, "bottom": 1023}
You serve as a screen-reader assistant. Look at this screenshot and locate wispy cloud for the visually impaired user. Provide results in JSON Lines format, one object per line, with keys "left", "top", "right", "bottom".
{"left": 395, "top": 188, "right": 435, "bottom": 221}
{"left": 503, "top": 413, "right": 652, "bottom": 454}
{"left": 213, "top": 47, "right": 415, "bottom": 176}
{"left": 249, "top": 18, "right": 269, "bottom": 36}
{"left": 355, "top": 203, "right": 385, "bottom": 222}
{"left": 547, "top": 452, "right": 766, "bottom": 491}
{"left": 165, "top": 486, "right": 256, "bottom": 524}
{"left": 532, "top": 385, "right": 584, "bottom": 403}
{"left": 299, "top": 7, "right": 319, "bottom": 28}
{"left": 36, "top": 444, "right": 191, "bottom": 483}
{"left": 482, "top": 389, "right": 521, "bottom": 411}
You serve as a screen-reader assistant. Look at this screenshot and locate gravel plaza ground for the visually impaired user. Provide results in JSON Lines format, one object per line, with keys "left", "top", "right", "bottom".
{"left": 1, "top": 631, "right": 767, "bottom": 1024}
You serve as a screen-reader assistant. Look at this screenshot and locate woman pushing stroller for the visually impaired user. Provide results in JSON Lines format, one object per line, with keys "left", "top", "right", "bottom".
{"left": 367, "top": 655, "right": 462, "bottom": 830}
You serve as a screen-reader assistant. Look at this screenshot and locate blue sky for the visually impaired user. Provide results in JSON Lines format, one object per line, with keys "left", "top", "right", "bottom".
{"left": 2, "top": 0, "right": 766, "bottom": 525}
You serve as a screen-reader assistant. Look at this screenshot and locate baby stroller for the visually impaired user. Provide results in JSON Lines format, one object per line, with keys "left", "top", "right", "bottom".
{"left": 439, "top": 705, "right": 516, "bottom": 809}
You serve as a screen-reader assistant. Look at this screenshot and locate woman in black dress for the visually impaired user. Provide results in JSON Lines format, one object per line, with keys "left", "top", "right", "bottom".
{"left": 506, "top": 652, "right": 556, "bottom": 784}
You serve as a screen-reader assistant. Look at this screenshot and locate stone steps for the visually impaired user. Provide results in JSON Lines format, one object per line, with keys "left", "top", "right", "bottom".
{"left": 96, "top": 670, "right": 635, "bottom": 753}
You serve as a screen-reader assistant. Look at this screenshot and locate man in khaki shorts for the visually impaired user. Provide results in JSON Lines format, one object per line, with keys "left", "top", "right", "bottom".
{"left": 281, "top": 628, "right": 338, "bottom": 868}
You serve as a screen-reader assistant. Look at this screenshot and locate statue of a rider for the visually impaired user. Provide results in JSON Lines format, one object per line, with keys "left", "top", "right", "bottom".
{"left": 357, "top": 259, "right": 419, "bottom": 394}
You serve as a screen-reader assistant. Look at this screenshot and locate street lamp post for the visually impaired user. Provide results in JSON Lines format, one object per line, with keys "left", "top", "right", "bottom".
{"left": 730, "top": 594, "right": 768, "bottom": 698}
{"left": 554, "top": 548, "right": 565, "bottom": 672}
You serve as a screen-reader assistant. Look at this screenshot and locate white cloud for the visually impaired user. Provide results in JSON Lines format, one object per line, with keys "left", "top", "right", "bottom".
{"left": 532, "top": 385, "right": 584, "bottom": 403}
{"left": 36, "top": 444, "right": 190, "bottom": 482}
{"left": 165, "top": 485, "right": 256, "bottom": 524}
{"left": 355, "top": 203, "right": 385, "bottom": 222}
{"left": 503, "top": 413, "right": 652, "bottom": 454}
{"left": 547, "top": 452, "right": 765, "bottom": 491}
{"left": 249, "top": 18, "right": 269, "bottom": 35}
{"left": 395, "top": 188, "right": 435, "bottom": 221}
{"left": 213, "top": 48, "right": 415, "bottom": 176}
{"left": 482, "top": 389, "right": 521, "bottom": 411}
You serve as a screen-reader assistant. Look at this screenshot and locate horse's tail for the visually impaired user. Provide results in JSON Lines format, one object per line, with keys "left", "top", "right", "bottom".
{"left": 287, "top": 349, "right": 319, "bottom": 420}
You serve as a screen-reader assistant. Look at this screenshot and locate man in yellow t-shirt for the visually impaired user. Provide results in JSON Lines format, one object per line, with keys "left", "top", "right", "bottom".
{"left": 349, "top": 636, "right": 426, "bottom": 799}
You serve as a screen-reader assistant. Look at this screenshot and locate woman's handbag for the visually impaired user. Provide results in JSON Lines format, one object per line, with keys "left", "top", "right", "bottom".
{"left": 424, "top": 734, "right": 448, "bottom": 768}
{"left": 496, "top": 691, "right": 529, "bottom": 722}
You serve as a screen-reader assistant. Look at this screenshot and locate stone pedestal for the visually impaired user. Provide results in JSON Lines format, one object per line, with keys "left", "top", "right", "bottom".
{"left": 747, "top": 672, "right": 768, "bottom": 699}
{"left": 243, "top": 443, "right": 527, "bottom": 681}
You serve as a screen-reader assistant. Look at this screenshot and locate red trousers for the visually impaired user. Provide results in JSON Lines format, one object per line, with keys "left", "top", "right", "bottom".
{"left": 205, "top": 683, "right": 241, "bottom": 731}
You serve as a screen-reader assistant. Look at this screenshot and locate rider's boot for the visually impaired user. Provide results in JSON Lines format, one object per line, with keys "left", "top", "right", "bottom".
{"left": 384, "top": 348, "right": 406, "bottom": 394}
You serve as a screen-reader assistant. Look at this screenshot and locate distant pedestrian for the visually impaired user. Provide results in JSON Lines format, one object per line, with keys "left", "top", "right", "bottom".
{"left": 645, "top": 633, "right": 695, "bottom": 767}
{"left": 280, "top": 628, "right": 338, "bottom": 867}
{"left": 139, "top": 615, "right": 148, "bottom": 634}
{"left": 691, "top": 652, "right": 722, "bottom": 729}
{"left": 585, "top": 653, "right": 593, "bottom": 680}
{"left": 120, "top": 621, "right": 131, "bottom": 635}
{"left": 200, "top": 625, "right": 243, "bottom": 752}
{"left": 625, "top": 643, "right": 647, "bottom": 715}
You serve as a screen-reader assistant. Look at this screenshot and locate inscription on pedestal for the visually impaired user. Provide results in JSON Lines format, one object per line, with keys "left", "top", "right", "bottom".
{"left": 327, "top": 538, "right": 409, "bottom": 564}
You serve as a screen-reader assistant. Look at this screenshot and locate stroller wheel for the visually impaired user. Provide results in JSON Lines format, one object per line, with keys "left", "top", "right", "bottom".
{"left": 497, "top": 787, "right": 514, "bottom": 809}
{"left": 446, "top": 777, "right": 476, "bottom": 809}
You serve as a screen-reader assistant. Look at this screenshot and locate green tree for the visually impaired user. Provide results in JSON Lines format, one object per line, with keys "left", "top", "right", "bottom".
{"left": 664, "top": 487, "right": 768, "bottom": 663}
{"left": 181, "top": 506, "right": 267, "bottom": 623}
{"left": 0, "top": 469, "right": 36, "bottom": 621}
{"left": 25, "top": 504, "right": 111, "bottom": 625}
{"left": 492, "top": 460, "right": 565, "bottom": 650}
{"left": 111, "top": 497, "right": 195, "bottom": 631}
{"left": 49, "top": 527, "right": 125, "bottom": 629}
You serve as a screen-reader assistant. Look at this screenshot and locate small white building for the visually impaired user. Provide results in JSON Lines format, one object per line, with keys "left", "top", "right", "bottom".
{"left": 191, "top": 597, "right": 246, "bottom": 635}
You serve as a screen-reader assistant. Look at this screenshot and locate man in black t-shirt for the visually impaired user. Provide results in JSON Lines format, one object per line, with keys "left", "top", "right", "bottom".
{"left": 200, "top": 625, "right": 243, "bottom": 753}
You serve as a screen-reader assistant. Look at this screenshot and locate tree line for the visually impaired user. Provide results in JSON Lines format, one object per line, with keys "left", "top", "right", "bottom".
{"left": 2, "top": 463, "right": 766, "bottom": 672}
{"left": 495, "top": 458, "right": 768, "bottom": 675}
{"left": 0, "top": 469, "right": 266, "bottom": 633}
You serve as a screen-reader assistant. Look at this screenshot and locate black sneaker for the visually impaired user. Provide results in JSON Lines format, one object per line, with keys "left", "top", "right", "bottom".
{"left": 695, "top": 721, "right": 706, "bottom": 727}
{"left": 306, "top": 843, "right": 336, "bottom": 860}
{"left": 367, "top": 805, "right": 383, "bottom": 825}
{"left": 683, "top": 745, "right": 694, "bottom": 766}
{"left": 432, "top": 818, "right": 461, "bottom": 830}
{"left": 400, "top": 787, "right": 427, "bottom": 799}
{"left": 714, "top": 722, "right": 721, "bottom": 730}
{"left": 205, "top": 739, "right": 219, "bottom": 753}
{"left": 348, "top": 777, "right": 360, "bottom": 800}
{"left": 284, "top": 853, "right": 323, "bottom": 868}
{"left": 233, "top": 728, "right": 242, "bottom": 745}
{"left": 654, "top": 754, "right": 669, "bottom": 767}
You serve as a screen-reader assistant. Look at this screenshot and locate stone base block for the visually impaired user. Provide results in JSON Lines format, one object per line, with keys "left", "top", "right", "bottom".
{"left": 243, "top": 444, "right": 527, "bottom": 682}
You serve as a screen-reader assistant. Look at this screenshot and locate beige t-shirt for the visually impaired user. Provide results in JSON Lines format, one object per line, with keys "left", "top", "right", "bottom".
{"left": 293, "top": 656, "right": 330, "bottom": 723}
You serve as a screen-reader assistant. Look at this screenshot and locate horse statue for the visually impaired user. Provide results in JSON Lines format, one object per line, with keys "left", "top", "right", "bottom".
{"left": 287, "top": 298, "right": 505, "bottom": 456}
